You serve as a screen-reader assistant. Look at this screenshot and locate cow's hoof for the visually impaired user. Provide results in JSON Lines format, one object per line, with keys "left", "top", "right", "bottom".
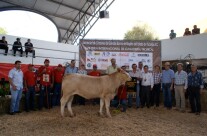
{"left": 98, "top": 112, "right": 104, "bottom": 117}
{"left": 70, "top": 113, "right": 76, "bottom": 117}
{"left": 107, "top": 114, "right": 112, "bottom": 118}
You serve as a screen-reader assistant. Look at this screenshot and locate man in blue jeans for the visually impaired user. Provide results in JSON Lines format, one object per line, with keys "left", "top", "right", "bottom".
{"left": 8, "top": 60, "right": 23, "bottom": 115}
{"left": 24, "top": 64, "right": 37, "bottom": 112}
{"left": 129, "top": 64, "right": 142, "bottom": 108}
{"left": 162, "top": 62, "right": 175, "bottom": 109}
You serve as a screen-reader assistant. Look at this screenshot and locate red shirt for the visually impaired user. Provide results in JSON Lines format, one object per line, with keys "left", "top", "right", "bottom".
{"left": 89, "top": 71, "right": 101, "bottom": 77}
{"left": 24, "top": 71, "right": 36, "bottom": 86}
{"left": 38, "top": 66, "right": 53, "bottom": 85}
{"left": 117, "top": 85, "right": 127, "bottom": 100}
{"left": 53, "top": 69, "right": 64, "bottom": 83}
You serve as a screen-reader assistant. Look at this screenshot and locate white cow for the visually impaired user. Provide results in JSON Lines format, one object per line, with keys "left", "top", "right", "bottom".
{"left": 60, "top": 69, "right": 131, "bottom": 117}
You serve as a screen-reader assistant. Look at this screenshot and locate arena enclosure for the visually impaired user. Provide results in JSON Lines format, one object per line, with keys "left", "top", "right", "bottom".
{"left": 0, "top": 34, "right": 78, "bottom": 81}
{"left": 79, "top": 39, "right": 161, "bottom": 72}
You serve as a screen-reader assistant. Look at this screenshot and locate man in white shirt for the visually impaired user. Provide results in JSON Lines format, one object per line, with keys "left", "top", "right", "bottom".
{"left": 128, "top": 64, "right": 142, "bottom": 108}
{"left": 141, "top": 65, "right": 154, "bottom": 108}
{"left": 8, "top": 60, "right": 23, "bottom": 115}
{"left": 106, "top": 58, "right": 119, "bottom": 74}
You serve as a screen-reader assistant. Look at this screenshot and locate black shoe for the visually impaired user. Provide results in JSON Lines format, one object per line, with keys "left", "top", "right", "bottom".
{"left": 31, "top": 109, "right": 36, "bottom": 111}
{"left": 15, "top": 111, "right": 22, "bottom": 113}
{"left": 4, "top": 54, "right": 7, "bottom": 56}
{"left": 195, "top": 112, "right": 200, "bottom": 115}
{"left": 13, "top": 54, "right": 16, "bottom": 56}
{"left": 188, "top": 111, "right": 195, "bottom": 113}
{"left": 26, "top": 55, "right": 28, "bottom": 57}
{"left": 9, "top": 112, "right": 15, "bottom": 115}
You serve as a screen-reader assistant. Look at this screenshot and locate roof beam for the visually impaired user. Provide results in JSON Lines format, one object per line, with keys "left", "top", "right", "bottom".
{"left": 0, "top": 0, "right": 80, "bottom": 23}
{"left": 49, "top": 0, "right": 93, "bottom": 16}
{"left": 59, "top": 26, "right": 79, "bottom": 34}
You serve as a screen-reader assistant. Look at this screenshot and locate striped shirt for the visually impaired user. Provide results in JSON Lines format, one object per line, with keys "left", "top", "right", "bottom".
{"left": 153, "top": 72, "right": 162, "bottom": 84}
{"left": 174, "top": 70, "right": 188, "bottom": 89}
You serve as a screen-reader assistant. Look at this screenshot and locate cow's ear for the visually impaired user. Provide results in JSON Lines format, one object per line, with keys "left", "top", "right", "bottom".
{"left": 117, "top": 68, "right": 124, "bottom": 73}
{"left": 117, "top": 68, "right": 121, "bottom": 72}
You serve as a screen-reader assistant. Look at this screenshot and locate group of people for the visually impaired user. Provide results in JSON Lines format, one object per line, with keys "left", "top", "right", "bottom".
{"left": 0, "top": 36, "right": 35, "bottom": 57}
{"left": 8, "top": 58, "right": 204, "bottom": 116}
{"left": 169, "top": 25, "right": 200, "bottom": 39}
{"left": 111, "top": 60, "right": 203, "bottom": 115}
{"left": 8, "top": 59, "right": 64, "bottom": 114}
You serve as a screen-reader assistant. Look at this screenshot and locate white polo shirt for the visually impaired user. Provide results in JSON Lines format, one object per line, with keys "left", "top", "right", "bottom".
{"left": 8, "top": 68, "right": 23, "bottom": 90}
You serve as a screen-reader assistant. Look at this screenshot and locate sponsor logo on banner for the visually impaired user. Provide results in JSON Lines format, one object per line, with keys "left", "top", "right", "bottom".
{"left": 130, "top": 53, "right": 136, "bottom": 57}
{"left": 119, "top": 52, "right": 129, "bottom": 56}
{"left": 94, "top": 52, "right": 100, "bottom": 56}
{"left": 98, "top": 58, "right": 108, "bottom": 62}
{"left": 87, "top": 63, "right": 92, "bottom": 68}
{"left": 128, "top": 59, "right": 133, "bottom": 62}
{"left": 111, "top": 53, "right": 117, "bottom": 56}
{"left": 86, "top": 58, "right": 96, "bottom": 62}
{"left": 137, "top": 54, "right": 149, "bottom": 57}
{"left": 102, "top": 52, "right": 110, "bottom": 57}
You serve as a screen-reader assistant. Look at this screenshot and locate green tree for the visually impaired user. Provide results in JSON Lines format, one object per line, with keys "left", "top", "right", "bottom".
{"left": 0, "top": 27, "right": 7, "bottom": 34}
{"left": 124, "top": 23, "right": 158, "bottom": 40}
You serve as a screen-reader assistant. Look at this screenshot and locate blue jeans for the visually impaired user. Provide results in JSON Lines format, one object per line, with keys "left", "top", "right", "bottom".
{"left": 39, "top": 85, "right": 51, "bottom": 109}
{"left": 162, "top": 83, "right": 172, "bottom": 108}
{"left": 25, "top": 86, "right": 35, "bottom": 110}
{"left": 52, "top": 83, "right": 61, "bottom": 106}
{"left": 128, "top": 84, "right": 140, "bottom": 107}
{"left": 10, "top": 88, "right": 23, "bottom": 112}
{"left": 111, "top": 99, "right": 127, "bottom": 112}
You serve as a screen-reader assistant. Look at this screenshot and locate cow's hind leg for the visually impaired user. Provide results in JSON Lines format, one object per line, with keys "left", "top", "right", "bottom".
{"left": 104, "top": 98, "right": 112, "bottom": 118}
{"left": 60, "top": 95, "right": 70, "bottom": 117}
{"left": 99, "top": 98, "right": 104, "bottom": 116}
{"left": 67, "top": 95, "right": 75, "bottom": 117}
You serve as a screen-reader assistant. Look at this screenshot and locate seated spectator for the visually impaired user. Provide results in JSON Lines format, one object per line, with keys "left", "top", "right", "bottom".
{"left": 169, "top": 29, "right": 176, "bottom": 39}
{"left": 25, "top": 39, "right": 35, "bottom": 58}
{"left": 12, "top": 38, "right": 23, "bottom": 57}
{"left": 192, "top": 25, "right": 200, "bottom": 35}
{"left": 183, "top": 28, "right": 191, "bottom": 36}
{"left": 0, "top": 36, "right": 8, "bottom": 56}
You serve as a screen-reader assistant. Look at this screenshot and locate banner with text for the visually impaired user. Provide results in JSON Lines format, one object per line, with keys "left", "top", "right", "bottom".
{"left": 79, "top": 39, "right": 161, "bottom": 71}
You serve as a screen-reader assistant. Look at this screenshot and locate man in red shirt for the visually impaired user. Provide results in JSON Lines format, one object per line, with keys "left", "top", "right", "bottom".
{"left": 89, "top": 64, "right": 101, "bottom": 76}
{"left": 38, "top": 59, "right": 53, "bottom": 110}
{"left": 52, "top": 64, "right": 64, "bottom": 106}
{"left": 89, "top": 64, "right": 101, "bottom": 105}
{"left": 112, "top": 66, "right": 127, "bottom": 112}
{"left": 24, "top": 64, "right": 37, "bottom": 112}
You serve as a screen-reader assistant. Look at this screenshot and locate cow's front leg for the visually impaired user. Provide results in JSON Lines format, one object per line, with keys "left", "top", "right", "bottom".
{"left": 99, "top": 98, "right": 104, "bottom": 116}
{"left": 104, "top": 98, "right": 112, "bottom": 118}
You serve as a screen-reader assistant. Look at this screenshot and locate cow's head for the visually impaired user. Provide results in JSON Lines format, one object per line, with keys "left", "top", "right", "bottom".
{"left": 117, "top": 68, "right": 131, "bottom": 84}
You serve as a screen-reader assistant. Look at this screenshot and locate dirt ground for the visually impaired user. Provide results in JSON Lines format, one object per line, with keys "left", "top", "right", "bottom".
{"left": 0, "top": 105, "right": 207, "bottom": 136}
